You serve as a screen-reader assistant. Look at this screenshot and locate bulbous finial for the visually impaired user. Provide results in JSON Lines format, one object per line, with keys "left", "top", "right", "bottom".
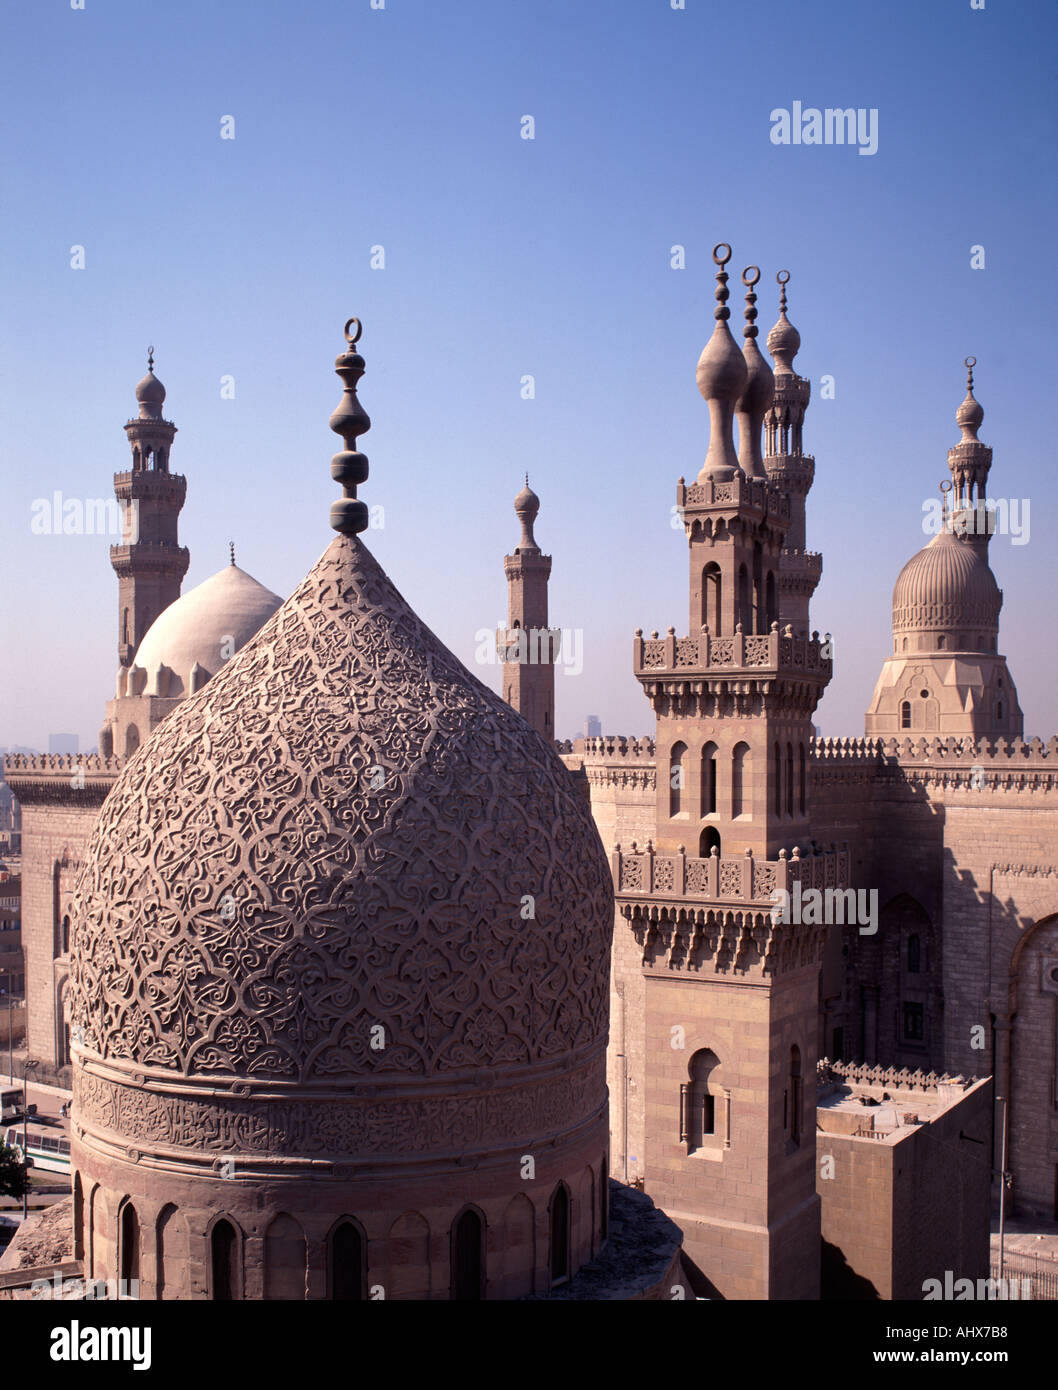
{"left": 134, "top": 345, "right": 166, "bottom": 420}
{"left": 696, "top": 243, "right": 748, "bottom": 480}
{"left": 955, "top": 355, "right": 984, "bottom": 441}
{"left": 514, "top": 476, "right": 541, "bottom": 549}
{"left": 735, "top": 266, "right": 775, "bottom": 479}
{"left": 712, "top": 242, "right": 733, "bottom": 322}
{"left": 328, "top": 317, "right": 371, "bottom": 536}
{"left": 741, "top": 265, "right": 760, "bottom": 340}
{"left": 766, "top": 270, "right": 801, "bottom": 374}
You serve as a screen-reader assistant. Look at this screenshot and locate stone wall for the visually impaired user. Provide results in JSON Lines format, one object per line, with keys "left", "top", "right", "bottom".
{"left": 817, "top": 1066, "right": 992, "bottom": 1300}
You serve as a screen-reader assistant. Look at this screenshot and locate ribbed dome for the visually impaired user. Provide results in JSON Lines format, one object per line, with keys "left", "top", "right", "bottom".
{"left": 892, "top": 527, "right": 1001, "bottom": 636}
{"left": 129, "top": 563, "right": 283, "bottom": 697}
{"left": 71, "top": 533, "right": 612, "bottom": 1084}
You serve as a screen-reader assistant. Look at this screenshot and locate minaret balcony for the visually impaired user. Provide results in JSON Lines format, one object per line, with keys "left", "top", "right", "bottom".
{"left": 113, "top": 469, "right": 187, "bottom": 501}
{"left": 613, "top": 841, "right": 851, "bottom": 976}
{"left": 613, "top": 840, "right": 849, "bottom": 905}
{"left": 109, "top": 541, "right": 191, "bottom": 577}
{"left": 676, "top": 474, "right": 790, "bottom": 524}
{"left": 780, "top": 548, "right": 823, "bottom": 579}
{"left": 633, "top": 626, "right": 831, "bottom": 679}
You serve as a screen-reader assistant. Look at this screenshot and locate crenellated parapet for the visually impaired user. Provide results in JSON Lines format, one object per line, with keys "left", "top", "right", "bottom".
{"left": 812, "top": 733, "right": 1058, "bottom": 789}
{"left": 5, "top": 754, "right": 122, "bottom": 806}
{"left": 817, "top": 1058, "right": 980, "bottom": 1093}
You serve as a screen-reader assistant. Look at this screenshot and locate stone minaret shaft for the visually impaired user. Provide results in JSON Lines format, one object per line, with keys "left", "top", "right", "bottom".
{"left": 501, "top": 480, "right": 556, "bottom": 741}
{"left": 111, "top": 350, "right": 189, "bottom": 667}
{"left": 763, "top": 273, "right": 820, "bottom": 637}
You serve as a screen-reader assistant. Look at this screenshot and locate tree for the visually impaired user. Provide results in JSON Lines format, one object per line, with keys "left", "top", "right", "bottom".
{"left": 0, "top": 1140, "right": 28, "bottom": 1199}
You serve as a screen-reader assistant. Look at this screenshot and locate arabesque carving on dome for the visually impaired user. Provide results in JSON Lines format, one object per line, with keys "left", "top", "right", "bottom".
{"left": 69, "top": 536, "right": 613, "bottom": 1083}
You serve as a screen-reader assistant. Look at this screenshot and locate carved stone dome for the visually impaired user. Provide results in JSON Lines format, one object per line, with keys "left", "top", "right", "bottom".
{"left": 69, "top": 325, "right": 613, "bottom": 1301}
{"left": 128, "top": 562, "right": 283, "bottom": 698}
{"left": 73, "top": 534, "right": 611, "bottom": 1082}
{"left": 891, "top": 527, "right": 1001, "bottom": 639}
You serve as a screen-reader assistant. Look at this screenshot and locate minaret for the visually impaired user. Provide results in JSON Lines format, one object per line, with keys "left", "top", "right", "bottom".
{"left": 865, "top": 359, "right": 1022, "bottom": 740}
{"left": 763, "top": 273, "right": 820, "bottom": 637}
{"left": 499, "top": 479, "right": 557, "bottom": 741}
{"left": 948, "top": 356, "right": 994, "bottom": 559}
{"left": 111, "top": 350, "right": 189, "bottom": 667}
{"left": 615, "top": 245, "right": 841, "bottom": 1300}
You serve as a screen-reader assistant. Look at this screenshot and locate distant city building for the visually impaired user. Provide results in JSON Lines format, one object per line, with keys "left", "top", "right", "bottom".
{"left": 585, "top": 715, "right": 602, "bottom": 739}
{"left": 47, "top": 734, "right": 79, "bottom": 756}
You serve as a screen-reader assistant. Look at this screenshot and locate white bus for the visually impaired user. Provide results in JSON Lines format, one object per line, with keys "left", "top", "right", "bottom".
{"left": 3, "top": 1125, "right": 71, "bottom": 1176}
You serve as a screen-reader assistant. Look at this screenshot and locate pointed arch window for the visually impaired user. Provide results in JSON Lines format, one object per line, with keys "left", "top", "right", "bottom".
{"left": 702, "top": 563, "right": 722, "bottom": 634}
{"left": 731, "top": 742, "right": 749, "bottom": 818}
{"left": 701, "top": 742, "right": 717, "bottom": 816}
{"left": 120, "top": 1201, "right": 140, "bottom": 1290}
{"left": 798, "top": 743, "right": 806, "bottom": 816}
{"left": 211, "top": 1219, "right": 237, "bottom": 1301}
{"left": 452, "top": 1208, "right": 485, "bottom": 1301}
{"left": 669, "top": 741, "right": 687, "bottom": 817}
{"left": 699, "top": 826, "right": 721, "bottom": 857}
{"left": 900, "top": 701, "right": 911, "bottom": 730}
{"left": 907, "top": 934, "right": 921, "bottom": 974}
{"left": 738, "top": 564, "right": 751, "bottom": 633}
{"left": 329, "top": 1220, "right": 365, "bottom": 1300}
{"left": 549, "top": 1185, "right": 570, "bottom": 1285}
{"left": 682, "top": 1048, "right": 722, "bottom": 1153}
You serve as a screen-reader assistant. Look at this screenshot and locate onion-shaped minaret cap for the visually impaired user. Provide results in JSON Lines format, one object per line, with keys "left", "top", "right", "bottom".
{"left": 955, "top": 356, "right": 985, "bottom": 440}
{"left": 766, "top": 271, "right": 802, "bottom": 373}
{"left": 134, "top": 345, "right": 166, "bottom": 420}
{"left": 696, "top": 244, "right": 748, "bottom": 480}
{"left": 514, "top": 473, "right": 541, "bottom": 549}
{"left": 696, "top": 243, "right": 749, "bottom": 405}
{"left": 735, "top": 267, "right": 775, "bottom": 478}
{"left": 329, "top": 317, "right": 372, "bottom": 536}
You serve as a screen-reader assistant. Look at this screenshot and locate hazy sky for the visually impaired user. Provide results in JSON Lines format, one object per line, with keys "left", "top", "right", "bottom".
{"left": 2, "top": 0, "right": 1055, "bottom": 749}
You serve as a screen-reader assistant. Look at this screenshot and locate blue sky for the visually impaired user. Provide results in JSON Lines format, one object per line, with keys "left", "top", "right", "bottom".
{"left": 1, "top": 0, "right": 1055, "bottom": 748}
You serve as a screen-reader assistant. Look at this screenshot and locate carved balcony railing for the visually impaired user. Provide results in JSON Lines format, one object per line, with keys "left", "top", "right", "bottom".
{"left": 633, "top": 625, "right": 831, "bottom": 677}
{"left": 613, "top": 842, "right": 850, "bottom": 905}
{"left": 676, "top": 474, "right": 790, "bottom": 524}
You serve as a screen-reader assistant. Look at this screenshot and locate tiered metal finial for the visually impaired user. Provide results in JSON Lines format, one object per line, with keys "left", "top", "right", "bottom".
{"left": 712, "top": 243, "right": 733, "bottom": 321}
{"left": 328, "top": 317, "right": 371, "bottom": 536}
{"left": 777, "top": 269, "right": 790, "bottom": 314}
{"left": 965, "top": 355, "right": 976, "bottom": 393}
{"left": 940, "top": 479, "right": 953, "bottom": 532}
{"left": 741, "top": 265, "right": 761, "bottom": 339}
{"left": 147, "top": 345, "right": 155, "bottom": 372}
{"left": 229, "top": 540, "right": 235, "bottom": 566}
